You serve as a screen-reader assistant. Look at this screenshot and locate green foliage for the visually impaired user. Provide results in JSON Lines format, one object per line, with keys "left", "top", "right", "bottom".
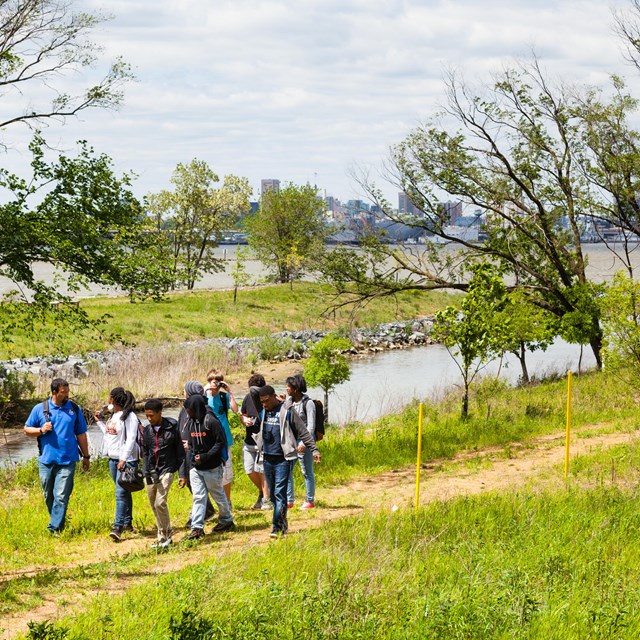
{"left": 25, "top": 620, "right": 69, "bottom": 640}
{"left": 147, "top": 160, "right": 252, "bottom": 290}
{"left": 434, "top": 263, "right": 509, "bottom": 418}
{"left": 255, "top": 334, "right": 302, "bottom": 361}
{"left": 304, "top": 333, "right": 351, "bottom": 422}
{"left": 245, "top": 183, "right": 330, "bottom": 283}
{"left": 601, "top": 272, "right": 640, "bottom": 387}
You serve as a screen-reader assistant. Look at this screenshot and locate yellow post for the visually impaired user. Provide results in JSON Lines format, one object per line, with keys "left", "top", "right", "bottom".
{"left": 415, "top": 403, "right": 424, "bottom": 512}
{"left": 564, "top": 370, "right": 573, "bottom": 478}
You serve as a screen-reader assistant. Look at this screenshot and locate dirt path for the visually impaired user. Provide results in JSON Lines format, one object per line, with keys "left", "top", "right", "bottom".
{"left": 2, "top": 423, "right": 637, "bottom": 639}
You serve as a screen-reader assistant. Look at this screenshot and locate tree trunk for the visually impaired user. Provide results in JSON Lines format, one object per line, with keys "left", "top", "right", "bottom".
{"left": 517, "top": 342, "right": 529, "bottom": 385}
{"left": 233, "top": 286, "right": 238, "bottom": 304}
{"left": 323, "top": 388, "right": 329, "bottom": 423}
{"left": 590, "top": 332, "right": 603, "bottom": 370}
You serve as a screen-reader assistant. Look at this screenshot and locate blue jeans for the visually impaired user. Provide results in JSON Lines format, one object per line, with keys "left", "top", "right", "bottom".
{"left": 264, "top": 455, "right": 293, "bottom": 533}
{"left": 109, "top": 459, "right": 137, "bottom": 529}
{"left": 39, "top": 461, "right": 76, "bottom": 532}
{"left": 190, "top": 465, "right": 233, "bottom": 530}
{"left": 287, "top": 447, "right": 316, "bottom": 505}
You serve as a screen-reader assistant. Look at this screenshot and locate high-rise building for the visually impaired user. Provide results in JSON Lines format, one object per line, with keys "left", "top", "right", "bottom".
{"left": 438, "top": 200, "right": 463, "bottom": 224}
{"left": 261, "top": 179, "right": 280, "bottom": 195}
{"left": 398, "top": 192, "right": 422, "bottom": 216}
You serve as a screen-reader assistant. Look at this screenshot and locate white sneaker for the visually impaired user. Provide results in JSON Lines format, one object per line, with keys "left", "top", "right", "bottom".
{"left": 261, "top": 498, "right": 273, "bottom": 510}
{"left": 160, "top": 537, "right": 173, "bottom": 548}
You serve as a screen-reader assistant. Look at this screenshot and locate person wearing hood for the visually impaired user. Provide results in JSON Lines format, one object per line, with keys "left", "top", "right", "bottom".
{"left": 181, "top": 394, "right": 234, "bottom": 539}
{"left": 177, "top": 380, "right": 215, "bottom": 526}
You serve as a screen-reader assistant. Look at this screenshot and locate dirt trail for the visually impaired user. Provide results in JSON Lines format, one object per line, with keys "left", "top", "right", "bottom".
{"left": 2, "top": 423, "right": 637, "bottom": 639}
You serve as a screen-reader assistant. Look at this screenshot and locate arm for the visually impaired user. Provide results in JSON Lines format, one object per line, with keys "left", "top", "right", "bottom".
{"left": 290, "top": 408, "right": 319, "bottom": 459}
{"left": 196, "top": 415, "right": 225, "bottom": 465}
{"left": 173, "top": 424, "right": 186, "bottom": 470}
{"left": 141, "top": 427, "right": 150, "bottom": 479}
{"left": 119, "top": 414, "right": 139, "bottom": 465}
{"left": 77, "top": 433, "right": 91, "bottom": 471}
{"left": 24, "top": 404, "right": 49, "bottom": 438}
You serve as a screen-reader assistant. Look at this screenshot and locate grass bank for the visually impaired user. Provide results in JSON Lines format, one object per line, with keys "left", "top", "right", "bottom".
{"left": 1, "top": 283, "right": 458, "bottom": 359}
{"left": 8, "top": 431, "right": 640, "bottom": 638}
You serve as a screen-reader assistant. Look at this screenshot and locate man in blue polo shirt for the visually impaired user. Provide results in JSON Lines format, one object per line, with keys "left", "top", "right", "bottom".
{"left": 24, "top": 378, "right": 90, "bottom": 534}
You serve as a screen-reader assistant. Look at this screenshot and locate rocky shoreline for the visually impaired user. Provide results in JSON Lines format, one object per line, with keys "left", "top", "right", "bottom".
{"left": 0, "top": 317, "right": 436, "bottom": 382}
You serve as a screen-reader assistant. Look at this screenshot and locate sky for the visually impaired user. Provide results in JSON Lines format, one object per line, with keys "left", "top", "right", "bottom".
{"left": 1, "top": 0, "right": 639, "bottom": 206}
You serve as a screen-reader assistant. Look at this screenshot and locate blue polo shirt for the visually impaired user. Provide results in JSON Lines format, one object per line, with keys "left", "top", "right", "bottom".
{"left": 26, "top": 399, "right": 88, "bottom": 465}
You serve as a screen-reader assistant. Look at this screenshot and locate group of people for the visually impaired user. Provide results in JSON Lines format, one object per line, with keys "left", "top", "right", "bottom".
{"left": 24, "top": 372, "right": 322, "bottom": 545}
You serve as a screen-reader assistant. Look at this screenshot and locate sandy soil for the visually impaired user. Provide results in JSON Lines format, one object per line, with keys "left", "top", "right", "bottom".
{"left": 1, "top": 422, "right": 637, "bottom": 639}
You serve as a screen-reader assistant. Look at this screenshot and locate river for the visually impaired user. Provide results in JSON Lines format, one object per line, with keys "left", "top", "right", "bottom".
{"left": 1, "top": 243, "right": 639, "bottom": 297}
{"left": 0, "top": 338, "right": 594, "bottom": 464}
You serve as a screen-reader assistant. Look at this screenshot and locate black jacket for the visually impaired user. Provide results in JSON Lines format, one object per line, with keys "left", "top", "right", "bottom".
{"left": 142, "top": 417, "right": 185, "bottom": 481}
{"left": 181, "top": 395, "right": 226, "bottom": 475}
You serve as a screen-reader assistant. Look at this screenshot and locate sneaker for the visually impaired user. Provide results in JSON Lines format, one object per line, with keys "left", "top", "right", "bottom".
{"left": 300, "top": 501, "right": 315, "bottom": 510}
{"left": 185, "top": 518, "right": 192, "bottom": 529}
{"left": 251, "top": 497, "right": 264, "bottom": 510}
{"left": 185, "top": 528, "right": 204, "bottom": 541}
{"left": 269, "top": 529, "right": 280, "bottom": 538}
{"left": 109, "top": 528, "right": 122, "bottom": 542}
{"left": 123, "top": 524, "right": 135, "bottom": 533}
{"left": 287, "top": 502, "right": 294, "bottom": 509}
{"left": 161, "top": 537, "right": 173, "bottom": 548}
{"left": 212, "top": 521, "right": 235, "bottom": 533}
{"left": 150, "top": 538, "right": 166, "bottom": 549}
{"left": 261, "top": 498, "right": 273, "bottom": 510}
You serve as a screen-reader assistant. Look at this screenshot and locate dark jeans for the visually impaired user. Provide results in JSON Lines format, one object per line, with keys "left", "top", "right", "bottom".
{"left": 263, "top": 455, "right": 293, "bottom": 533}
{"left": 38, "top": 460, "right": 76, "bottom": 532}
{"left": 108, "top": 458, "right": 138, "bottom": 529}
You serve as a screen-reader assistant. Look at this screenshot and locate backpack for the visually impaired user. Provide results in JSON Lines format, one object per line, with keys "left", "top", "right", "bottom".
{"left": 305, "top": 398, "right": 325, "bottom": 442}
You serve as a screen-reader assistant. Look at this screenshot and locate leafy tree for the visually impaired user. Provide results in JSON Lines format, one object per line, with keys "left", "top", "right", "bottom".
{"left": 601, "top": 272, "right": 640, "bottom": 387}
{"left": 0, "top": 137, "right": 169, "bottom": 349}
{"left": 433, "top": 263, "right": 509, "bottom": 419}
{"left": 303, "top": 334, "right": 352, "bottom": 423}
{"left": 0, "top": 0, "right": 131, "bottom": 140}
{"left": 321, "top": 61, "right": 640, "bottom": 368}
{"left": 498, "top": 291, "right": 558, "bottom": 384}
{"left": 245, "top": 182, "right": 329, "bottom": 284}
{"left": 230, "top": 245, "right": 251, "bottom": 303}
{"left": 147, "top": 160, "right": 252, "bottom": 290}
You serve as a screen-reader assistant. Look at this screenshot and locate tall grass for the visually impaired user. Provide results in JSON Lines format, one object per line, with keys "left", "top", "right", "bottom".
{"left": 15, "top": 442, "right": 640, "bottom": 639}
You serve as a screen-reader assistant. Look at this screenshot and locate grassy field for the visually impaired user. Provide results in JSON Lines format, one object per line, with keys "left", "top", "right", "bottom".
{"left": 2, "top": 366, "right": 640, "bottom": 640}
{"left": 0, "top": 283, "right": 459, "bottom": 359}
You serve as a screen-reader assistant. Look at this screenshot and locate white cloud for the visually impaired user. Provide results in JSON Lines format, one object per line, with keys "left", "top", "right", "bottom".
{"left": 0, "top": 0, "right": 637, "bottom": 203}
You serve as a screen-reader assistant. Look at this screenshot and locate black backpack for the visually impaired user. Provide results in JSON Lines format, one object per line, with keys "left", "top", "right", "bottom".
{"left": 305, "top": 398, "right": 325, "bottom": 442}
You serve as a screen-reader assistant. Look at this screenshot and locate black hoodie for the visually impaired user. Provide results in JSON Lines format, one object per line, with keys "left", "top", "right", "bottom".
{"left": 181, "top": 394, "right": 226, "bottom": 474}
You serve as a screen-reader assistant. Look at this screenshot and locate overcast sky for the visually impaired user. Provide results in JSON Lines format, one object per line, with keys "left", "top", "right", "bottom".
{"left": 2, "top": 0, "right": 639, "bottom": 205}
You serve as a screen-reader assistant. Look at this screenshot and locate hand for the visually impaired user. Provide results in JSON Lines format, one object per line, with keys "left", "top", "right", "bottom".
{"left": 178, "top": 478, "right": 187, "bottom": 488}
{"left": 82, "top": 458, "right": 90, "bottom": 471}
{"left": 313, "top": 452, "right": 321, "bottom": 463}
{"left": 41, "top": 421, "right": 53, "bottom": 434}
{"left": 117, "top": 460, "right": 126, "bottom": 471}
{"left": 240, "top": 414, "right": 253, "bottom": 427}
{"left": 297, "top": 443, "right": 306, "bottom": 454}
{"left": 182, "top": 440, "right": 189, "bottom": 451}
{"left": 93, "top": 410, "right": 102, "bottom": 422}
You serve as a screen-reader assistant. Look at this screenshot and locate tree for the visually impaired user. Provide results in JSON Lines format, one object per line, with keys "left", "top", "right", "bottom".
{"left": 230, "top": 245, "right": 251, "bottom": 303}
{"left": 321, "top": 60, "right": 640, "bottom": 368}
{"left": 303, "top": 334, "right": 352, "bottom": 423}
{"left": 600, "top": 272, "right": 640, "bottom": 387}
{"left": 498, "top": 291, "right": 558, "bottom": 384}
{"left": 0, "top": 0, "right": 131, "bottom": 141}
{"left": 0, "top": 136, "right": 170, "bottom": 348}
{"left": 433, "top": 263, "right": 509, "bottom": 419}
{"left": 147, "top": 160, "right": 252, "bottom": 290}
{"left": 245, "top": 183, "right": 330, "bottom": 284}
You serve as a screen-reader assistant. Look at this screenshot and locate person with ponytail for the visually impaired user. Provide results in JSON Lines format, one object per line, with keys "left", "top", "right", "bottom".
{"left": 95, "top": 387, "right": 140, "bottom": 542}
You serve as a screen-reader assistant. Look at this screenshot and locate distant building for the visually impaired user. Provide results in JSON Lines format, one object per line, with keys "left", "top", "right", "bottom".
{"left": 261, "top": 179, "right": 280, "bottom": 195}
{"left": 346, "top": 199, "right": 370, "bottom": 217}
{"left": 398, "top": 192, "right": 422, "bottom": 216}
{"left": 438, "top": 200, "right": 463, "bottom": 224}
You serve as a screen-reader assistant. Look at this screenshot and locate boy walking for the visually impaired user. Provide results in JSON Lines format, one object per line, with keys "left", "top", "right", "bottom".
{"left": 142, "top": 399, "right": 185, "bottom": 548}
